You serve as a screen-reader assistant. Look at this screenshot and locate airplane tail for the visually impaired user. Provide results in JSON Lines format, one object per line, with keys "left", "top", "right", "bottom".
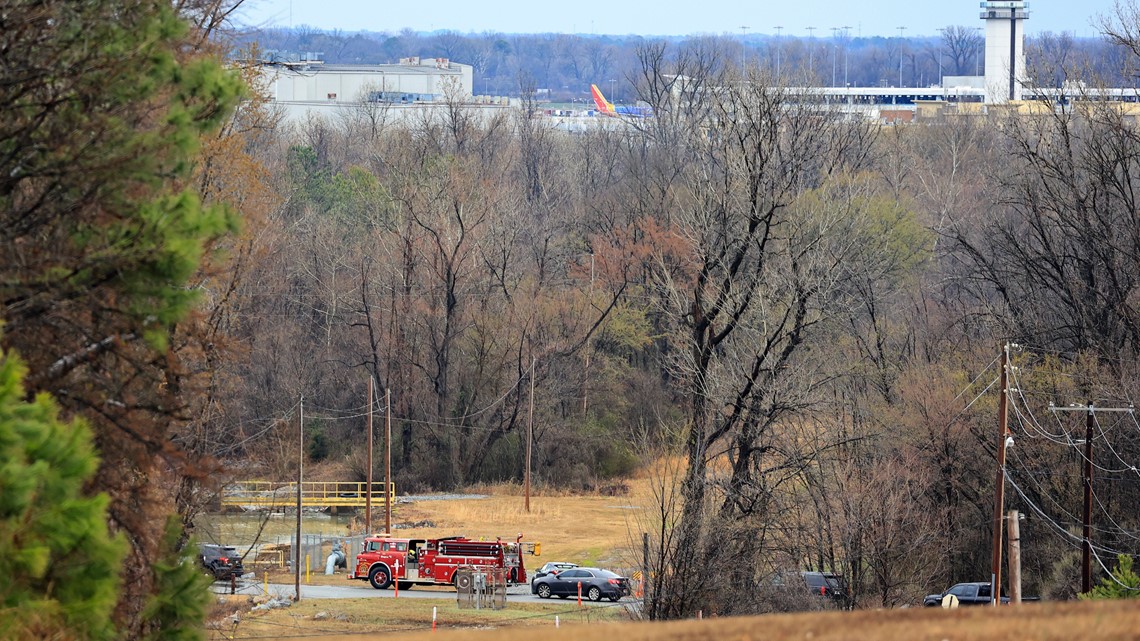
{"left": 590, "top": 84, "right": 615, "bottom": 113}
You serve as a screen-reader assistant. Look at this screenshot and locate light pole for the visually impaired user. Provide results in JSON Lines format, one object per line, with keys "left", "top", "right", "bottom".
{"left": 806, "top": 26, "right": 816, "bottom": 81}
{"left": 830, "top": 27, "right": 839, "bottom": 86}
{"left": 937, "top": 27, "right": 946, "bottom": 87}
{"left": 842, "top": 26, "right": 851, "bottom": 87}
{"left": 976, "top": 26, "right": 984, "bottom": 76}
{"left": 740, "top": 25, "right": 749, "bottom": 72}
{"left": 897, "top": 26, "right": 906, "bottom": 87}
{"left": 774, "top": 25, "right": 783, "bottom": 78}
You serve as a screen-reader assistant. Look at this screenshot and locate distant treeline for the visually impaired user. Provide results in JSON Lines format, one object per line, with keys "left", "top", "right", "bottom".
{"left": 236, "top": 26, "right": 1132, "bottom": 101}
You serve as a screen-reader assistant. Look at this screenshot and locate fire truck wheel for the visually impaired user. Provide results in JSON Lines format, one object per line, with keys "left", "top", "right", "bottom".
{"left": 588, "top": 586, "right": 602, "bottom": 602}
{"left": 509, "top": 568, "right": 518, "bottom": 585}
{"left": 536, "top": 584, "right": 552, "bottom": 598}
{"left": 368, "top": 566, "right": 392, "bottom": 590}
{"left": 456, "top": 574, "right": 473, "bottom": 591}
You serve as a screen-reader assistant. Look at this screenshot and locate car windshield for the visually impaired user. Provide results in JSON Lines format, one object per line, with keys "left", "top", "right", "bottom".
{"left": 949, "top": 584, "right": 977, "bottom": 597}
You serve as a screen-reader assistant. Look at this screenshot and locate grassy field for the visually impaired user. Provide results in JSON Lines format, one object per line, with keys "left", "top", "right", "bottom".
{"left": 250, "top": 480, "right": 653, "bottom": 589}
{"left": 210, "top": 477, "right": 1140, "bottom": 640}
{"left": 386, "top": 485, "right": 651, "bottom": 570}
{"left": 214, "top": 598, "right": 1140, "bottom": 641}
{"left": 212, "top": 593, "right": 630, "bottom": 639}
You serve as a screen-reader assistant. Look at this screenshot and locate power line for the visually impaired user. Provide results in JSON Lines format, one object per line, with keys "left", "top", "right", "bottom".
{"left": 1004, "top": 472, "right": 1135, "bottom": 558}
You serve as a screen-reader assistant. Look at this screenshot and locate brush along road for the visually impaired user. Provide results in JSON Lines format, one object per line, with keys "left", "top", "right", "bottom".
{"left": 214, "top": 581, "right": 620, "bottom": 605}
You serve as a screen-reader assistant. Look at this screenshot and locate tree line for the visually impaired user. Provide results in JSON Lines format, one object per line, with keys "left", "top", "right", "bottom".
{"left": 4, "top": 1, "right": 1140, "bottom": 638}
{"left": 241, "top": 23, "right": 1134, "bottom": 101}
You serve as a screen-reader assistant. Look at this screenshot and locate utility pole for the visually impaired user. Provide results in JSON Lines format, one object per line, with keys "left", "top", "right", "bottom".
{"left": 525, "top": 357, "right": 535, "bottom": 513}
{"left": 990, "top": 343, "right": 1010, "bottom": 606}
{"left": 583, "top": 254, "right": 594, "bottom": 417}
{"left": 385, "top": 388, "right": 392, "bottom": 534}
{"left": 1083, "top": 402, "right": 1094, "bottom": 593}
{"left": 1007, "top": 510, "right": 1021, "bottom": 604}
{"left": 642, "top": 532, "right": 650, "bottom": 617}
{"left": 1049, "top": 401, "right": 1133, "bottom": 594}
{"left": 295, "top": 396, "right": 303, "bottom": 602}
{"left": 366, "top": 377, "right": 373, "bottom": 534}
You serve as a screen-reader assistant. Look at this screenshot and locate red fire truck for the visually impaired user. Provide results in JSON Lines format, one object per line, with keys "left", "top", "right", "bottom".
{"left": 349, "top": 534, "right": 528, "bottom": 590}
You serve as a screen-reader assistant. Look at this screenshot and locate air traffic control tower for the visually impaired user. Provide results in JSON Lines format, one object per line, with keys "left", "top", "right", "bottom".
{"left": 981, "top": 1, "right": 1029, "bottom": 103}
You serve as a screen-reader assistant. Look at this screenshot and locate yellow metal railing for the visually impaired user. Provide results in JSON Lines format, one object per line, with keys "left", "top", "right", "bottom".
{"left": 221, "top": 481, "right": 396, "bottom": 508}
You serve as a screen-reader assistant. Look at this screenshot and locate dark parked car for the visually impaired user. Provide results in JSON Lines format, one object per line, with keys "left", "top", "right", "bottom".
{"left": 531, "top": 567, "right": 631, "bottom": 602}
{"left": 924, "top": 582, "right": 1006, "bottom": 607}
{"left": 199, "top": 544, "right": 244, "bottom": 581}
{"left": 530, "top": 561, "right": 578, "bottom": 586}
{"left": 802, "top": 571, "right": 851, "bottom": 606}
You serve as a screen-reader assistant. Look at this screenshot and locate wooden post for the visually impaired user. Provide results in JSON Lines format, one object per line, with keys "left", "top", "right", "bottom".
{"left": 526, "top": 357, "right": 534, "bottom": 513}
{"left": 295, "top": 397, "right": 303, "bottom": 602}
{"left": 642, "top": 532, "right": 650, "bottom": 618}
{"left": 990, "top": 343, "right": 1009, "bottom": 605}
{"left": 366, "top": 376, "right": 373, "bottom": 534}
{"left": 1083, "top": 403, "right": 1094, "bottom": 594}
{"left": 386, "top": 388, "right": 392, "bottom": 535}
{"left": 1007, "top": 510, "right": 1021, "bottom": 604}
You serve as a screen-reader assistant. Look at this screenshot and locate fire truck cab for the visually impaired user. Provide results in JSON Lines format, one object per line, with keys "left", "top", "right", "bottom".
{"left": 350, "top": 534, "right": 528, "bottom": 590}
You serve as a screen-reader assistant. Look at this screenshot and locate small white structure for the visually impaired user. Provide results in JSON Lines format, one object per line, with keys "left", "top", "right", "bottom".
{"left": 980, "top": 1, "right": 1030, "bottom": 103}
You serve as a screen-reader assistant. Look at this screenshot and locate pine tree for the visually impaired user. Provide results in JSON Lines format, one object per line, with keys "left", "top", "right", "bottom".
{"left": 0, "top": 347, "right": 126, "bottom": 641}
{"left": 1082, "top": 554, "right": 1140, "bottom": 600}
{"left": 141, "top": 518, "right": 212, "bottom": 641}
{"left": 1, "top": 2, "right": 245, "bottom": 636}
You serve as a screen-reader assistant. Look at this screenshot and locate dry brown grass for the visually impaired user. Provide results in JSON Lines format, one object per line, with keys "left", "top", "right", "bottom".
{"left": 216, "top": 594, "right": 629, "bottom": 639}
{"left": 385, "top": 482, "right": 655, "bottom": 570}
{"left": 211, "top": 478, "right": 1140, "bottom": 641}
{"left": 272, "top": 600, "right": 1140, "bottom": 641}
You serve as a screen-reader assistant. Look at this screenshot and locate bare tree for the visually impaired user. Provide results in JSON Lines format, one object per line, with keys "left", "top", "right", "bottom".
{"left": 621, "top": 42, "right": 883, "bottom": 617}
{"left": 940, "top": 25, "right": 984, "bottom": 77}
{"left": 1026, "top": 31, "right": 1077, "bottom": 88}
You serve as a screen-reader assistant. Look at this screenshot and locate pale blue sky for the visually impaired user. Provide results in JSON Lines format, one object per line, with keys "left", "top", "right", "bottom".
{"left": 236, "top": 0, "right": 1116, "bottom": 38}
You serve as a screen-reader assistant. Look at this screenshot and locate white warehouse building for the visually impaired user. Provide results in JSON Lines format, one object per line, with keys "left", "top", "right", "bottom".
{"left": 257, "top": 55, "right": 491, "bottom": 124}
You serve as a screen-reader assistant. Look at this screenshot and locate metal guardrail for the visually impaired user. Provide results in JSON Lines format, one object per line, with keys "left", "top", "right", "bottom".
{"left": 220, "top": 481, "right": 396, "bottom": 508}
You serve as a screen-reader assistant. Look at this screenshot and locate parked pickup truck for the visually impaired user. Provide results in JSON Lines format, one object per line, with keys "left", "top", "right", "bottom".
{"left": 923, "top": 582, "right": 1039, "bottom": 607}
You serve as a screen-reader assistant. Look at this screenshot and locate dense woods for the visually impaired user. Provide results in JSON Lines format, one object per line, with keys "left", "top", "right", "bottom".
{"left": 209, "top": 32, "right": 1140, "bottom": 616}
{"left": 4, "top": 1, "right": 1140, "bottom": 638}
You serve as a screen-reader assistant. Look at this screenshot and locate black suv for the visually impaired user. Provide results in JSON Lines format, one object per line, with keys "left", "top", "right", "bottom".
{"left": 199, "top": 544, "right": 244, "bottom": 580}
{"left": 802, "top": 572, "right": 851, "bottom": 606}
